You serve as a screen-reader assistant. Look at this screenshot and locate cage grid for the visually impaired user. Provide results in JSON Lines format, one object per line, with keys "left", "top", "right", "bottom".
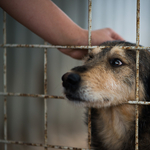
{"left": 0, "top": 0, "right": 150, "bottom": 150}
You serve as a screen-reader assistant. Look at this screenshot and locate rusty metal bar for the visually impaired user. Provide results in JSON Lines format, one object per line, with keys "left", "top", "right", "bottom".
{"left": 0, "top": 139, "right": 93, "bottom": 150}
{"left": 2, "top": 92, "right": 150, "bottom": 104}
{"left": 1, "top": 92, "right": 150, "bottom": 105}
{"left": 135, "top": 0, "right": 140, "bottom": 150}
{"left": 1, "top": 44, "right": 150, "bottom": 51}
{"left": 136, "top": 0, "right": 140, "bottom": 46}
{"left": 135, "top": 55, "right": 139, "bottom": 150}
{"left": 88, "top": 0, "right": 92, "bottom": 149}
{"left": 88, "top": 0, "right": 92, "bottom": 48}
{"left": 44, "top": 41, "right": 48, "bottom": 150}
{"left": 128, "top": 101, "right": 150, "bottom": 105}
{"left": 0, "top": 92, "right": 64, "bottom": 99}
{"left": 3, "top": 11, "right": 7, "bottom": 150}
{"left": 0, "top": 44, "right": 97, "bottom": 49}
{"left": 88, "top": 108, "right": 91, "bottom": 149}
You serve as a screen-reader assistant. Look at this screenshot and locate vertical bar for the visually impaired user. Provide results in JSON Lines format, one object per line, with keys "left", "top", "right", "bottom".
{"left": 88, "top": 109, "right": 91, "bottom": 149}
{"left": 88, "top": 0, "right": 92, "bottom": 48}
{"left": 88, "top": 0, "right": 92, "bottom": 149}
{"left": 3, "top": 11, "right": 7, "bottom": 150}
{"left": 135, "top": 0, "right": 140, "bottom": 150}
{"left": 44, "top": 41, "right": 48, "bottom": 150}
{"left": 136, "top": 0, "right": 140, "bottom": 46}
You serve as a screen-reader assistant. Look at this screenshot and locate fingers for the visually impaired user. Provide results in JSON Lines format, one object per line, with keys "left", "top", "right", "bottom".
{"left": 110, "top": 29, "right": 124, "bottom": 41}
{"left": 59, "top": 49, "right": 88, "bottom": 60}
{"left": 70, "top": 49, "right": 88, "bottom": 59}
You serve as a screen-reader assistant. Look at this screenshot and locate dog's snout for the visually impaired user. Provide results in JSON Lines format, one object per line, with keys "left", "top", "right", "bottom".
{"left": 62, "top": 72, "right": 81, "bottom": 91}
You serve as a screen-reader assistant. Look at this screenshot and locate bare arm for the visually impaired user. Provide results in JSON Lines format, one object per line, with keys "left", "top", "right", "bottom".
{"left": 0, "top": 0, "right": 124, "bottom": 59}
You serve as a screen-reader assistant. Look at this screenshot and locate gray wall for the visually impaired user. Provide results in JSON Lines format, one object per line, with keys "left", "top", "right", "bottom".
{"left": 0, "top": 0, "right": 150, "bottom": 149}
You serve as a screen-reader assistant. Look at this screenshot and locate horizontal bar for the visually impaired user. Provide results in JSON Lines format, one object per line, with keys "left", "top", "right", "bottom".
{"left": 127, "top": 101, "right": 150, "bottom": 105}
{"left": 1, "top": 92, "right": 150, "bottom": 105}
{"left": 0, "top": 44, "right": 150, "bottom": 50}
{"left": 0, "top": 139, "right": 93, "bottom": 150}
{"left": 0, "top": 92, "right": 64, "bottom": 99}
{"left": 0, "top": 44, "right": 97, "bottom": 49}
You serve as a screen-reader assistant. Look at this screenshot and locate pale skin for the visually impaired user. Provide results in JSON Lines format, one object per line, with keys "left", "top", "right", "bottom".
{"left": 0, "top": 0, "right": 124, "bottom": 59}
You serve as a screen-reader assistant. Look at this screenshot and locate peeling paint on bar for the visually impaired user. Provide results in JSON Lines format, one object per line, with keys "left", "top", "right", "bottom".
{"left": 136, "top": 0, "right": 140, "bottom": 46}
{"left": 88, "top": 108, "right": 91, "bottom": 149}
{"left": 135, "top": 0, "right": 140, "bottom": 150}
{"left": 128, "top": 101, "right": 150, "bottom": 105}
{"left": 2, "top": 91, "right": 150, "bottom": 105}
{"left": 88, "top": 0, "right": 92, "bottom": 49}
{"left": 1, "top": 92, "right": 150, "bottom": 105}
{"left": 0, "top": 139, "right": 93, "bottom": 150}
{"left": 2, "top": 91, "right": 150, "bottom": 106}
{"left": 0, "top": 92, "right": 64, "bottom": 99}
{"left": 1, "top": 44, "right": 150, "bottom": 51}
{"left": 0, "top": 44, "right": 98, "bottom": 49}
{"left": 88, "top": 0, "right": 92, "bottom": 148}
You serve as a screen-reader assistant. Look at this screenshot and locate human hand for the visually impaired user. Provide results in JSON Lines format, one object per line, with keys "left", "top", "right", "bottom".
{"left": 59, "top": 28, "right": 124, "bottom": 60}
{"left": 91, "top": 28, "right": 124, "bottom": 45}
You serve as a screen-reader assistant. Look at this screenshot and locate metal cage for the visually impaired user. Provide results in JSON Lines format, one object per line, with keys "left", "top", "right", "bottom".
{"left": 0, "top": 0, "right": 150, "bottom": 150}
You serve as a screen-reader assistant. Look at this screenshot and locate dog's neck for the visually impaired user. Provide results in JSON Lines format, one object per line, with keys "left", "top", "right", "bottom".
{"left": 92, "top": 104, "right": 136, "bottom": 150}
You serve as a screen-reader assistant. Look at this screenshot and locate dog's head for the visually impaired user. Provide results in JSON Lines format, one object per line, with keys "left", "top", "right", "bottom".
{"left": 62, "top": 41, "right": 150, "bottom": 108}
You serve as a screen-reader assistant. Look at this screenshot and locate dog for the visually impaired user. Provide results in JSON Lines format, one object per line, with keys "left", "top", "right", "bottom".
{"left": 62, "top": 41, "right": 150, "bottom": 150}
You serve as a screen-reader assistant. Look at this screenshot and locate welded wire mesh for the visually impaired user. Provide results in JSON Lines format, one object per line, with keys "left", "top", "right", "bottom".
{"left": 0, "top": 0, "right": 149, "bottom": 150}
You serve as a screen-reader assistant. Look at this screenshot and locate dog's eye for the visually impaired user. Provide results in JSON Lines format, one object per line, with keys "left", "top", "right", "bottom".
{"left": 109, "top": 58, "right": 123, "bottom": 67}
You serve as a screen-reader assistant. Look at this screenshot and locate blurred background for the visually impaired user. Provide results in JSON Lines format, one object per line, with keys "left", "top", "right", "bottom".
{"left": 0, "top": 0, "right": 150, "bottom": 149}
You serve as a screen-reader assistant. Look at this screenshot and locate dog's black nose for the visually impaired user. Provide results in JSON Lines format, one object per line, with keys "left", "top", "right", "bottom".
{"left": 62, "top": 72, "right": 81, "bottom": 91}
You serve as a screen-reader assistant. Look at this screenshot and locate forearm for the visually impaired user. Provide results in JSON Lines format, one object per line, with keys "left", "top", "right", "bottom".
{"left": 0, "top": 0, "right": 88, "bottom": 46}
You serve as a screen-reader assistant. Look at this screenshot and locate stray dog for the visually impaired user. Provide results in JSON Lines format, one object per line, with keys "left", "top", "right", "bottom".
{"left": 62, "top": 41, "right": 150, "bottom": 150}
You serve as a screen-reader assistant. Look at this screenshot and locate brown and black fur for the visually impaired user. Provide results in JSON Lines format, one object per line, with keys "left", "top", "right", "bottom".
{"left": 62, "top": 41, "right": 150, "bottom": 150}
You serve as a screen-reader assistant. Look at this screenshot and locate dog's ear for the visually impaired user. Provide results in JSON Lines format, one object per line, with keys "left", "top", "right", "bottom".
{"left": 92, "top": 47, "right": 102, "bottom": 55}
{"left": 84, "top": 47, "right": 102, "bottom": 63}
